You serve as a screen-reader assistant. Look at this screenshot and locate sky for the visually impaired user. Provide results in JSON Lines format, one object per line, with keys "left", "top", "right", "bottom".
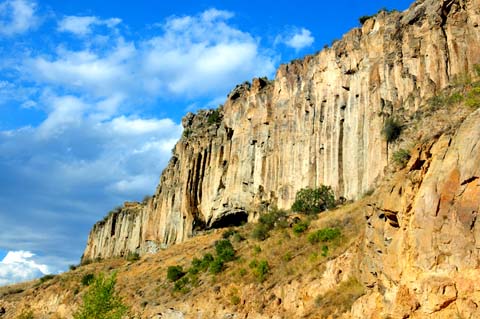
{"left": 0, "top": 0, "right": 413, "bottom": 285}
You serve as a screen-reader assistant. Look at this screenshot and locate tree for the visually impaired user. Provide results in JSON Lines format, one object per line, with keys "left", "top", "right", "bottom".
{"left": 74, "top": 272, "right": 129, "bottom": 319}
{"left": 291, "top": 186, "right": 335, "bottom": 214}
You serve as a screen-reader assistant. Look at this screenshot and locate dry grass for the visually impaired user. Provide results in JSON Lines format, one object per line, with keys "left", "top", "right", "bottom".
{"left": 0, "top": 201, "right": 368, "bottom": 318}
{"left": 314, "top": 277, "right": 365, "bottom": 318}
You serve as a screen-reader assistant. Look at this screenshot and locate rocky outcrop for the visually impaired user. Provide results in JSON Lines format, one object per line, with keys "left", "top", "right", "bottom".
{"left": 354, "top": 108, "right": 480, "bottom": 318}
{"left": 82, "top": 0, "right": 480, "bottom": 261}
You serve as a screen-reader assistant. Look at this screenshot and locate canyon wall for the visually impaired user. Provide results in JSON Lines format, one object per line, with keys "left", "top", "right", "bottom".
{"left": 82, "top": 0, "right": 480, "bottom": 261}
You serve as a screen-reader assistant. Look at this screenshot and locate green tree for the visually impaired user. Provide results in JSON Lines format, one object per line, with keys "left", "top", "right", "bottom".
{"left": 74, "top": 272, "right": 128, "bottom": 319}
{"left": 291, "top": 186, "right": 335, "bottom": 214}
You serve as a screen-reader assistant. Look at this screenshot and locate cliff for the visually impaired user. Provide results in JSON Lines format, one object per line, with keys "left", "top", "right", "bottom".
{"left": 2, "top": 104, "right": 479, "bottom": 318}
{"left": 82, "top": 0, "right": 480, "bottom": 261}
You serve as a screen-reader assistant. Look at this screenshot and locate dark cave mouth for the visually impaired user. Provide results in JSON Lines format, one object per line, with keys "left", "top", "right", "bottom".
{"left": 209, "top": 210, "right": 248, "bottom": 229}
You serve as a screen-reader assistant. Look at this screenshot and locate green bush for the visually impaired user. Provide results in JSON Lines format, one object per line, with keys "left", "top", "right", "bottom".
{"left": 209, "top": 257, "right": 225, "bottom": 274}
{"left": 230, "top": 295, "right": 241, "bottom": 305}
{"left": 253, "top": 260, "right": 270, "bottom": 283}
{"left": 39, "top": 274, "right": 55, "bottom": 284}
{"left": 207, "top": 109, "right": 222, "bottom": 125}
{"left": 173, "top": 276, "right": 190, "bottom": 293}
{"left": 382, "top": 117, "right": 402, "bottom": 143}
{"left": 200, "top": 253, "right": 214, "bottom": 270}
{"left": 466, "top": 87, "right": 480, "bottom": 108}
{"left": 321, "top": 245, "right": 329, "bottom": 257}
{"left": 251, "top": 223, "right": 270, "bottom": 241}
{"left": 307, "top": 227, "right": 341, "bottom": 244}
{"left": 167, "top": 265, "right": 185, "bottom": 282}
{"left": 81, "top": 273, "right": 95, "bottom": 286}
{"left": 292, "top": 221, "right": 309, "bottom": 235}
{"left": 392, "top": 149, "right": 411, "bottom": 167}
{"left": 474, "top": 64, "right": 480, "bottom": 77}
{"left": 16, "top": 309, "right": 34, "bottom": 319}
{"left": 251, "top": 208, "right": 288, "bottom": 240}
{"left": 291, "top": 186, "right": 335, "bottom": 214}
{"left": 222, "top": 229, "right": 237, "bottom": 239}
{"left": 215, "top": 239, "right": 235, "bottom": 262}
{"left": 125, "top": 252, "right": 140, "bottom": 262}
{"left": 73, "top": 272, "right": 129, "bottom": 319}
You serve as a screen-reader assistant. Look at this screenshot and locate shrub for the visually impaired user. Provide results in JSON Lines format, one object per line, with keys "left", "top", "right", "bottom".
{"left": 292, "top": 221, "right": 309, "bottom": 235}
{"left": 183, "top": 128, "right": 192, "bottom": 138}
{"left": 200, "top": 253, "right": 214, "bottom": 270}
{"left": 73, "top": 272, "right": 129, "bottom": 319}
{"left": 173, "top": 276, "right": 190, "bottom": 293}
{"left": 465, "top": 87, "right": 480, "bottom": 108}
{"left": 251, "top": 208, "right": 288, "bottom": 241}
{"left": 321, "top": 245, "right": 329, "bottom": 257}
{"left": 291, "top": 186, "right": 335, "bottom": 214}
{"left": 231, "top": 232, "right": 245, "bottom": 243}
{"left": 474, "top": 64, "right": 480, "bottom": 77}
{"left": 307, "top": 228, "right": 341, "bottom": 244}
{"left": 314, "top": 277, "right": 365, "bottom": 315}
{"left": 167, "top": 265, "right": 185, "bottom": 282}
{"left": 230, "top": 295, "right": 241, "bottom": 305}
{"left": 251, "top": 223, "right": 270, "bottom": 241}
{"left": 209, "top": 257, "right": 225, "bottom": 274}
{"left": 253, "top": 245, "right": 262, "bottom": 254}
{"left": 253, "top": 260, "right": 270, "bottom": 283}
{"left": 215, "top": 239, "right": 235, "bottom": 262}
{"left": 16, "top": 309, "right": 34, "bottom": 319}
{"left": 392, "top": 149, "right": 411, "bottom": 167}
{"left": 359, "top": 15, "right": 371, "bottom": 25}
{"left": 382, "top": 117, "right": 402, "bottom": 143}
{"left": 69, "top": 264, "right": 77, "bottom": 271}
{"left": 283, "top": 252, "right": 292, "bottom": 262}
{"left": 39, "top": 274, "right": 55, "bottom": 284}
{"left": 207, "top": 109, "right": 222, "bottom": 125}
{"left": 222, "top": 229, "right": 237, "bottom": 239}
{"left": 239, "top": 268, "right": 247, "bottom": 276}
{"left": 125, "top": 252, "right": 140, "bottom": 262}
{"left": 81, "top": 273, "right": 95, "bottom": 286}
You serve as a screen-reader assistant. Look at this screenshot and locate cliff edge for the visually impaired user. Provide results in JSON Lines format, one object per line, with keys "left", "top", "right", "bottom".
{"left": 82, "top": 0, "right": 480, "bottom": 262}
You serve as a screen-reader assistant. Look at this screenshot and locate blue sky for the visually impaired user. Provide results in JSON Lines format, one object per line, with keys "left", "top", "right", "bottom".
{"left": 0, "top": 0, "right": 412, "bottom": 285}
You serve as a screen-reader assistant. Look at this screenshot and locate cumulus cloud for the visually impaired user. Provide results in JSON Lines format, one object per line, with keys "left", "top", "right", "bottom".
{"left": 28, "top": 9, "right": 277, "bottom": 100}
{"left": 57, "top": 15, "right": 121, "bottom": 36}
{"left": 0, "top": 0, "right": 37, "bottom": 36}
{"left": 0, "top": 7, "right": 278, "bottom": 274}
{"left": 142, "top": 9, "right": 276, "bottom": 97}
{"left": 276, "top": 27, "right": 314, "bottom": 51}
{"left": 0, "top": 251, "right": 49, "bottom": 285}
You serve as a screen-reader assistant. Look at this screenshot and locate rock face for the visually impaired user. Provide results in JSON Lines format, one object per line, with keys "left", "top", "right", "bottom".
{"left": 353, "top": 108, "right": 480, "bottom": 319}
{"left": 82, "top": 0, "right": 480, "bottom": 261}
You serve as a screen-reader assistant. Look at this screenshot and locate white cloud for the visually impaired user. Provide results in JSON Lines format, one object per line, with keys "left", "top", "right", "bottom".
{"left": 276, "top": 27, "right": 314, "bottom": 51}
{"left": 0, "top": 0, "right": 37, "bottom": 36}
{"left": 28, "top": 40, "right": 135, "bottom": 98}
{"left": 58, "top": 15, "right": 121, "bottom": 36}
{"left": 0, "top": 250, "right": 50, "bottom": 286}
{"left": 0, "top": 7, "right": 278, "bottom": 274}
{"left": 28, "top": 9, "right": 277, "bottom": 100}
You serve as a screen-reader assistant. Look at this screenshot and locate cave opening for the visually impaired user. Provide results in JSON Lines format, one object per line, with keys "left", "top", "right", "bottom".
{"left": 209, "top": 210, "right": 248, "bottom": 229}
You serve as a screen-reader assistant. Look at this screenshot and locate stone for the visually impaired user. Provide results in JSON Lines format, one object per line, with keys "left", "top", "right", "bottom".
{"left": 82, "top": 0, "right": 480, "bottom": 265}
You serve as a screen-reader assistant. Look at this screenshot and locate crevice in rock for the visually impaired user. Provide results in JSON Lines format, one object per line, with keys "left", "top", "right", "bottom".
{"left": 439, "top": 0, "right": 455, "bottom": 81}
{"left": 460, "top": 176, "right": 478, "bottom": 185}
{"left": 110, "top": 213, "right": 117, "bottom": 237}
{"left": 338, "top": 119, "right": 345, "bottom": 196}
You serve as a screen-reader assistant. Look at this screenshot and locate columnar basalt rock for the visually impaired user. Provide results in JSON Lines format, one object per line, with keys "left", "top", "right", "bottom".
{"left": 82, "top": 0, "right": 480, "bottom": 262}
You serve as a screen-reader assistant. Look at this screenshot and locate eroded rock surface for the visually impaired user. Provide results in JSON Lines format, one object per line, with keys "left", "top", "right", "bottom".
{"left": 83, "top": 0, "right": 480, "bottom": 262}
